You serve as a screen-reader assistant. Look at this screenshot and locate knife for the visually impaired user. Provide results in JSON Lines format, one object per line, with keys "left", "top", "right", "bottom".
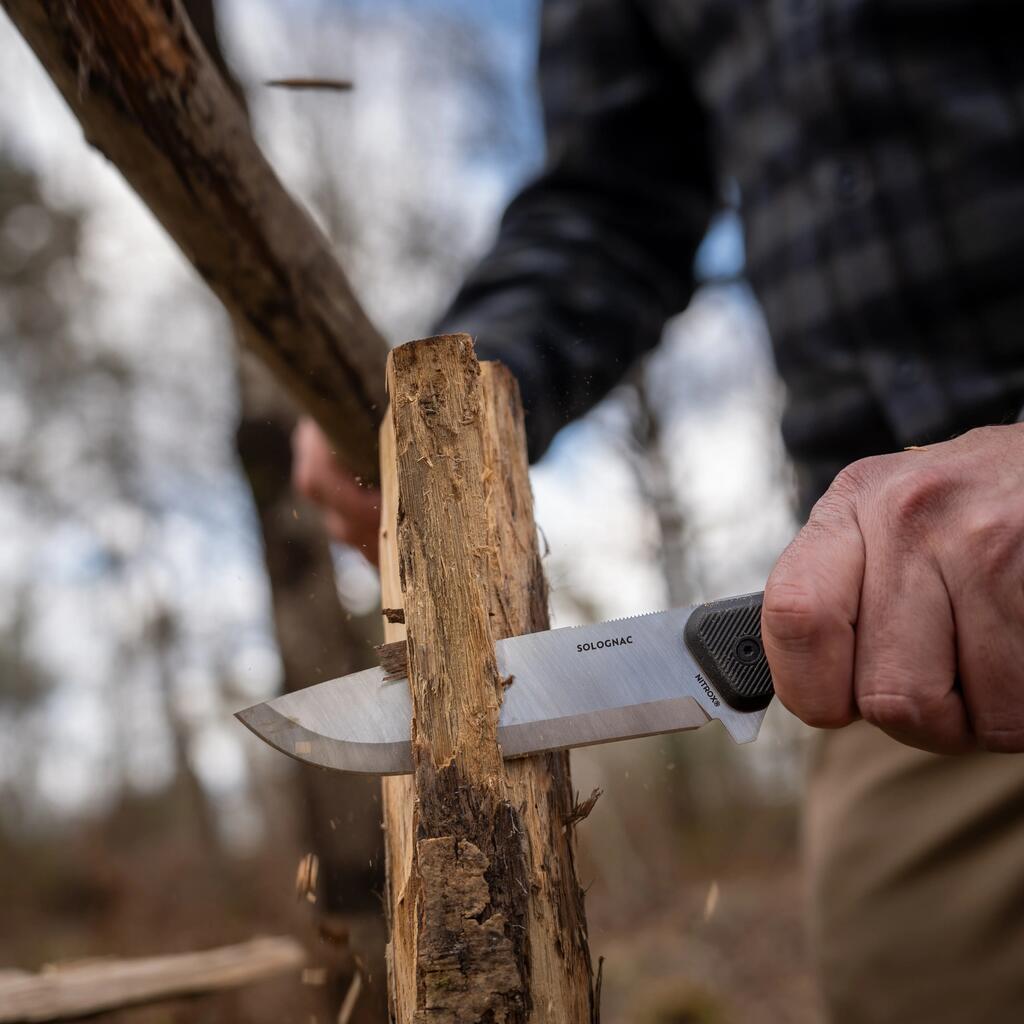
{"left": 235, "top": 591, "right": 774, "bottom": 775}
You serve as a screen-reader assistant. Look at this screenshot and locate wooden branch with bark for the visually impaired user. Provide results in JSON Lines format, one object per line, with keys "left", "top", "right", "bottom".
{"left": 378, "top": 334, "right": 595, "bottom": 1022}
{"left": 0, "top": 937, "right": 305, "bottom": 1022}
{"left": 0, "top": 0, "right": 388, "bottom": 483}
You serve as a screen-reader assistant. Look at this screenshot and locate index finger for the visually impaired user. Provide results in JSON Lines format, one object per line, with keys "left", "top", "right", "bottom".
{"left": 762, "top": 485, "right": 865, "bottom": 729}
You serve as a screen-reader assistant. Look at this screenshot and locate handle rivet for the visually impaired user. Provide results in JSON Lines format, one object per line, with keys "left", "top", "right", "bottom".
{"left": 734, "top": 636, "right": 762, "bottom": 665}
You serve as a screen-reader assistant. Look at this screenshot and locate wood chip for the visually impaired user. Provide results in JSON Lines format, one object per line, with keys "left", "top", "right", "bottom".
{"left": 295, "top": 853, "right": 319, "bottom": 902}
{"left": 375, "top": 641, "right": 408, "bottom": 681}
{"left": 703, "top": 880, "right": 720, "bottom": 923}
{"left": 264, "top": 77, "right": 353, "bottom": 92}
{"left": 565, "top": 788, "right": 602, "bottom": 831}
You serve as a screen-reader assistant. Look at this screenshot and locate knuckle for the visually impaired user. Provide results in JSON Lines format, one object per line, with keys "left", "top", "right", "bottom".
{"left": 976, "top": 724, "right": 1024, "bottom": 754}
{"left": 762, "top": 581, "right": 826, "bottom": 651}
{"left": 960, "top": 423, "right": 1005, "bottom": 449}
{"left": 970, "top": 683, "right": 1024, "bottom": 752}
{"left": 830, "top": 456, "right": 878, "bottom": 499}
{"left": 962, "top": 507, "right": 1020, "bottom": 578}
{"left": 292, "top": 462, "right": 312, "bottom": 497}
{"left": 857, "top": 690, "right": 923, "bottom": 734}
{"left": 807, "top": 455, "right": 887, "bottom": 524}
{"left": 807, "top": 460, "right": 872, "bottom": 521}
{"left": 883, "top": 465, "right": 952, "bottom": 534}
{"left": 796, "top": 700, "right": 855, "bottom": 731}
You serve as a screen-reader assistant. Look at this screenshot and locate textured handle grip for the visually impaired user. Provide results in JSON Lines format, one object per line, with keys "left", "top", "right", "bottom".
{"left": 683, "top": 592, "right": 774, "bottom": 712}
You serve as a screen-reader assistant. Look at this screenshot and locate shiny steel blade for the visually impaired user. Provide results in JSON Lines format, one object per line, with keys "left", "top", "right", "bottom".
{"left": 495, "top": 607, "right": 765, "bottom": 753}
{"left": 236, "top": 605, "right": 767, "bottom": 774}
{"left": 236, "top": 666, "right": 414, "bottom": 775}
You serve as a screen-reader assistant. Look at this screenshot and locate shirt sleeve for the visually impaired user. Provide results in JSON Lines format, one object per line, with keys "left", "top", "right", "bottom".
{"left": 438, "top": 0, "right": 717, "bottom": 459}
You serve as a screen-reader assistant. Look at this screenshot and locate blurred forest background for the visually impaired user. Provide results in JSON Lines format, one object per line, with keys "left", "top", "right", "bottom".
{"left": 0, "top": 1, "right": 817, "bottom": 1021}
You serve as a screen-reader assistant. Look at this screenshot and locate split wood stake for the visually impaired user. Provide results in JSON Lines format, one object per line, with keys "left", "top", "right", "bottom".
{"left": 378, "top": 335, "right": 595, "bottom": 1023}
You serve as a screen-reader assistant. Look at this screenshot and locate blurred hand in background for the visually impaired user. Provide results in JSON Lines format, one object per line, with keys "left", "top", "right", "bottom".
{"left": 292, "top": 417, "right": 382, "bottom": 565}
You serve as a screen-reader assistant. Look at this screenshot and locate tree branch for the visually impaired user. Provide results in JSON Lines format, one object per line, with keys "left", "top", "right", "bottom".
{"left": 0, "top": 937, "right": 305, "bottom": 1022}
{"left": 0, "top": 0, "right": 388, "bottom": 482}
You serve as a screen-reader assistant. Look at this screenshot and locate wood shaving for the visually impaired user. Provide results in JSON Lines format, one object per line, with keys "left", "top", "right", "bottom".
{"left": 703, "top": 880, "right": 720, "bottom": 922}
{"left": 295, "top": 853, "right": 319, "bottom": 902}
{"left": 375, "top": 640, "right": 408, "bottom": 681}
{"left": 565, "top": 788, "right": 602, "bottom": 831}
{"left": 264, "top": 77, "right": 353, "bottom": 91}
{"left": 591, "top": 955, "right": 605, "bottom": 1024}
{"left": 337, "top": 971, "right": 363, "bottom": 1024}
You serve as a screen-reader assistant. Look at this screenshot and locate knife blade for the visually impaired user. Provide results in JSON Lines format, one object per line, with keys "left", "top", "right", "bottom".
{"left": 235, "top": 591, "right": 773, "bottom": 775}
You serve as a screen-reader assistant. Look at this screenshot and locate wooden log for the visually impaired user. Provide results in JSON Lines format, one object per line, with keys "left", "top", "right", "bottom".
{"left": 377, "top": 334, "right": 594, "bottom": 1023}
{"left": 0, "top": 937, "right": 305, "bottom": 1022}
{"left": 0, "top": 0, "right": 388, "bottom": 483}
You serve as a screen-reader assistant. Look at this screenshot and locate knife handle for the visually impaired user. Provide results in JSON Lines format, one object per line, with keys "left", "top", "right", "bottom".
{"left": 683, "top": 592, "right": 774, "bottom": 712}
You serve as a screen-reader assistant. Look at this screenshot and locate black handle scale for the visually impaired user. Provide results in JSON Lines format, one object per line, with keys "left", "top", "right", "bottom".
{"left": 683, "top": 592, "right": 774, "bottom": 712}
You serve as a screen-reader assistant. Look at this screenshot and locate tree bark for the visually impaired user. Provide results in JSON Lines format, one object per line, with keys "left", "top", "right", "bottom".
{"left": 378, "top": 335, "right": 594, "bottom": 1023}
{"left": 0, "top": 0, "right": 388, "bottom": 482}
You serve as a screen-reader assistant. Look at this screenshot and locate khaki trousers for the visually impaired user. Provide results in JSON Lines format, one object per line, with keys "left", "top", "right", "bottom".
{"left": 807, "top": 721, "right": 1024, "bottom": 1023}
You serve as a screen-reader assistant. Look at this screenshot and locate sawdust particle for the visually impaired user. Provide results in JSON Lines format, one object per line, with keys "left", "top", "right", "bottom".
{"left": 703, "top": 880, "right": 720, "bottom": 922}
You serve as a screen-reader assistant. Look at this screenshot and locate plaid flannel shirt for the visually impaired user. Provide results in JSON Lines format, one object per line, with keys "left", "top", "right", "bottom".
{"left": 441, "top": 0, "right": 1024, "bottom": 511}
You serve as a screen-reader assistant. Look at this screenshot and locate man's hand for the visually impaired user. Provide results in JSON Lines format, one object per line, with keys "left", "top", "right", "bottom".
{"left": 292, "top": 418, "right": 382, "bottom": 565}
{"left": 763, "top": 424, "right": 1024, "bottom": 754}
